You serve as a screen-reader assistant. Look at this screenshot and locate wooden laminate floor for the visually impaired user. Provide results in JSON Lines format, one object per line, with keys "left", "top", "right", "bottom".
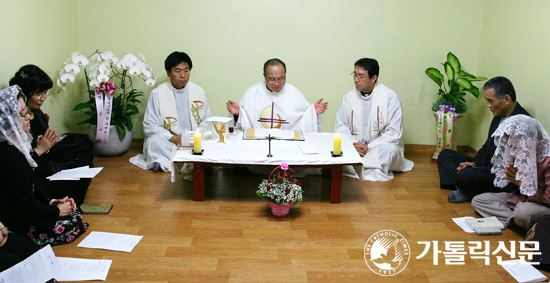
{"left": 52, "top": 143, "right": 549, "bottom": 282}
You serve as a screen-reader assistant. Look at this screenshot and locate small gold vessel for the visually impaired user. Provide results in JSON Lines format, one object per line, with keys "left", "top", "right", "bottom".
{"left": 213, "top": 123, "right": 226, "bottom": 143}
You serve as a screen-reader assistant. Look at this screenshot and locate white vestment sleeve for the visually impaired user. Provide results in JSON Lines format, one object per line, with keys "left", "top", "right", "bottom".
{"left": 235, "top": 87, "right": 256, "bottom": 129}
{"left": 236, "top": 106, "right": 254, "bottom": 130}
{"left": 297, "top": 104, "right": 319, "bottom": 133}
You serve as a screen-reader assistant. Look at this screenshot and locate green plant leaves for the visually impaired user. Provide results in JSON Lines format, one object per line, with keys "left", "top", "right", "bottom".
{"left": 468, "top": 86, "right": 480, "bottom": 97}
{"left": 447, "top": 52, "right": 461, "bottom": 73}
{"left": 425, "top": 68, "right": 444, "bottom": 87}
{"left": 115, "top": 123, "right": 126, "bottom": 140}
{"left": 73, "top": 101, "right": 93, "bottom": 111}
{"left": 456, "top": 78, "right": 473, "bottom": 89}
{"left": 126, "top": 104, "right": 139, "bottom": 116}
{"left": 425, "top": 51, "right": 487, "bottom": 113}
{"left": 444, "top": 62, "right": 455, "bottom": 82}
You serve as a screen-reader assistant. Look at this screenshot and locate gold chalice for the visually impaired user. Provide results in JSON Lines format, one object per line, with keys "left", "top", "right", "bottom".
{"left": 213, "top": 123, "right": 226, "bottom": 143}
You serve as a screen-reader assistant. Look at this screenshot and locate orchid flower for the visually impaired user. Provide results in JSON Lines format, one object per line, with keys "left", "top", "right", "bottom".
{"left": 64, "top": 64, "right": 80, "bottom": 74}
{"left": 145, "top": 78, "right": 156, "bottom": 86}
{"left": 98, "top": 62, "right": 111, "bottom": 75}
{"left": 88, "top": 70, "right": 98, "bottom": 80}
{"left": 128, "top": 66, "right": 142, "bottom": 76}
{"left": 121, "top": 53, "right": 138, "bottom": 64}
{"left": 72, "top": 55, "right": 89, "bottom": 66}
{"left": 141, "top": 69, "right": 152, "bottom": 79}
{"left": 89, "top": 79, "right": 100, "bottom": 88}
{"left": 60, "top": 73, "right": 75, "bottom": 83}
{"left": 97, "top": 74, "right": 109, "bottom": 83}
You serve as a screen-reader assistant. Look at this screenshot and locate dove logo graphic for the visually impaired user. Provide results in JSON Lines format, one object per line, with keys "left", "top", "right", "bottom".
{"left": 364, "top": 230, "right": 410, "bottom": 276}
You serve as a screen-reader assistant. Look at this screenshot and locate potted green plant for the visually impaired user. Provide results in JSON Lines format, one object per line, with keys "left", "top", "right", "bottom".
{"left": 426, "top": 52, "right": 487, "bottom": 160}
{"left": 425, "top": 52, "right": 486, "bottom": 114}
{"left": 57, "top": 50, "right": 156, "bottom": 155}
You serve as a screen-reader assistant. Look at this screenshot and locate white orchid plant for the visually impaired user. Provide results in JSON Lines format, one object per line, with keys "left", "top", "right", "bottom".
{"left": 57, "top": 50, "right": 156, "bottom": 139}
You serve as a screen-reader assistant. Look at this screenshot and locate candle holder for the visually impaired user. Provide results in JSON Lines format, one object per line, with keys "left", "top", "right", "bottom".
{"left": 331, "top": 151, "right": 343, "bottom": 157}
{"left": 192, "top": 149, "right": 204, "bottom": 155}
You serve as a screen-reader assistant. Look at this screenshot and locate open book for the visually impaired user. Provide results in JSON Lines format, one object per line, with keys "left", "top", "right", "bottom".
{"left": 243, "top": 128, "right": 305, "bottom": 141}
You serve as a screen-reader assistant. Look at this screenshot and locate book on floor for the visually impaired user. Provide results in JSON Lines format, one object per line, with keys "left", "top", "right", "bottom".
{"left": 465, "top": 216, "right": 505, "bottom": 230}
{"left": 80, "top": 204, "right": 113, "bottom": 215}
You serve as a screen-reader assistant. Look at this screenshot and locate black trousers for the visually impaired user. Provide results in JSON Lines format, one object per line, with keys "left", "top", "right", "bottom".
{"left": 0, "top": 232, "right": 38, "bottom": 271}
{"left": 437, "top": 149, "right": 502, "bottom": 194}
{"left": 534, "top": 215, "right": 550, "bottom": 270}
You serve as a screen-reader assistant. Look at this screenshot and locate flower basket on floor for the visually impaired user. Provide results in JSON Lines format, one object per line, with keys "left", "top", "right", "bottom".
{"left": 257, "top": 162, "right": 303, "bottom": 217}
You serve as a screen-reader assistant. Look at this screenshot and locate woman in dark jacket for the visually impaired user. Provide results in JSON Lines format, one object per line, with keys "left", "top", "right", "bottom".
{"left": 0, "top": 86, "right": 87, "bottom": 247}
{"left": 9, "top": 65, "right": 93, "bottom": 205}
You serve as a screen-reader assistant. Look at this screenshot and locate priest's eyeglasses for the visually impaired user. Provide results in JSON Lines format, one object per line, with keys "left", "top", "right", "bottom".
{"left": 352, "top": 72, "right": 369, "bottom": 80}
{"left": 267, "top": 77, "right": 286, "bottom": 83}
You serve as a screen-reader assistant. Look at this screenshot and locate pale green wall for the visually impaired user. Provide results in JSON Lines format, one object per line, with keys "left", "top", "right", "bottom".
{"left": 74, "top": 0, "right": 484, "bottom": 143}
{"left": 11, "top": 0, "right": 546, "bottom": 149}
{"left": 473, "top": 0, "right": 550, "bottom": 149}
{"left": 0, "top": 0, "right": 80, "bottom": 134}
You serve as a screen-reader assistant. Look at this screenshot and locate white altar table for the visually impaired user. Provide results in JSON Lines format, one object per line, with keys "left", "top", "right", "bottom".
{"left": 171, "top": 131, "right": 362, "bottom": 203}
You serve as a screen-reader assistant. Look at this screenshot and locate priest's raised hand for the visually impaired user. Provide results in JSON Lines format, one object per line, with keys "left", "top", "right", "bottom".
{"left": 314, "top": 98, "right": 328, "bottom": 114}
{"left": 226, "top": 100, "right": 240, "bottom": 115}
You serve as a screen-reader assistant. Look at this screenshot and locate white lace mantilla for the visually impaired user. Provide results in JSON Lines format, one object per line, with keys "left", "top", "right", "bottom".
{"left": 491, "top": 115, "right": 550, "bottom": 196}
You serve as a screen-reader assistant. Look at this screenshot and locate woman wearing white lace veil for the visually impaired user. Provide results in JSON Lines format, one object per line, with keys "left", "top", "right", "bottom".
{"left": 0, "top": 85, "right": 88, "bottom": 247}
{"left": 10, "top": 65, "right": 93, "bottom": 206}
{"left": 0, "top": 85, "right": 37, "bottom": 167}
{"left": 472, "top": 114, "right": 550, "bottom": 231}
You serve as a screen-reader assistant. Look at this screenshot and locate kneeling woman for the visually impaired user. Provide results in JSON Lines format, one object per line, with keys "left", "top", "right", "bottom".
{"left": 9, "top": 65, "right": 93, "bottom": 206}
{"left": 0, "top": 86, "right": 88, "bottom": 247}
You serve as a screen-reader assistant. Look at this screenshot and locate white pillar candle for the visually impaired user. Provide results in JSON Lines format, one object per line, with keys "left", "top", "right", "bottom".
{"left": 194, "top": 130, "right": 202, "bottom": 153}
{"left": 333, "top": 133, "right": 342, "bottom": 155}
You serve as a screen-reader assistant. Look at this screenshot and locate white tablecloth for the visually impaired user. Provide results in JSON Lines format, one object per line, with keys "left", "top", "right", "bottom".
{"left": 171, "top": 131, "right": 362, "bottom": 181}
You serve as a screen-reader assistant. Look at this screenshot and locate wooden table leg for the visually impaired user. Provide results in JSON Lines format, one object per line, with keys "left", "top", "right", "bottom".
{"left": 193, "top": 163, "right": 205, "bottom": 201}
{"left": 330, "top": 165, "right": 343, "bottom": 203}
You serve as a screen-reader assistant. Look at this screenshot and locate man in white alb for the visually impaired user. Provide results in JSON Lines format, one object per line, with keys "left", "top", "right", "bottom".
{"left": 130, "top": 51, "right": 211, "bottom": 172}
{"left": 226, "top": 58, "right": 327, "bottom": 132}
{"left": 335, "top": 58, "right": 413, "bottom": 181}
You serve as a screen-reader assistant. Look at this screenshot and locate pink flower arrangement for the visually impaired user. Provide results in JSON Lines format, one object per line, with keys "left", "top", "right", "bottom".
{"left": 256, "top": 162, "right": 303, "bottom": 205}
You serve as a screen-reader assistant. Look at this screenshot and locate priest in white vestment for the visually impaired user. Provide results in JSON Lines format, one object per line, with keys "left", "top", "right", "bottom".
{"left": 226, "top": 58, "right": 327, "bottom": 132}
{"left": 130, "top": 52, "right": 211, "bottom": 173}
{"left": 335, "top": 58, "right": 413, "bottom": 181}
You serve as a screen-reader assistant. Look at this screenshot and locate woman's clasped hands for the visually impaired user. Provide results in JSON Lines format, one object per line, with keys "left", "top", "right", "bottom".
{"left": 50, "top": 196, "right": 77, "bottom": 216}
